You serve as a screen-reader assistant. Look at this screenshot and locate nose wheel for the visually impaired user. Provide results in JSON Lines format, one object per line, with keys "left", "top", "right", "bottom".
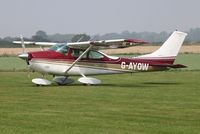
{"left": 32, "top": 78, "right": 52, "bottom": 86}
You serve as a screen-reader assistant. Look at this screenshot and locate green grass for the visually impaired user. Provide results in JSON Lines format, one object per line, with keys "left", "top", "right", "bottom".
{"left": 0, "top": 54, "right": 200, "bottom": 133}
{"left": 0, "top": 57, "right": 27, "bottom": 71}
{"left": 175, "top": 54, "right": 200, "bottom": 70}
{"left": 0, "top": 71, "right": 200, "bottom": 134}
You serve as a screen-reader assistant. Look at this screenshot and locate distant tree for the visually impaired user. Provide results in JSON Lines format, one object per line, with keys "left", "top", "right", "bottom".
{"left": 32, "top": 30, "right": 49, "bottom": 42}
{"left": 3, "top": 36, "right": 15, "bottom": 42}
{"left": 48, "top": 33, "right": 75, "bottom": 42}
{"left": 71, "top": 34, "right": 90, "bottom": 42}
{"left": 187, "top": 28, "right": 200, "bottom": 43}
{"left": 36, "top": 30, "right": 48, "bottom": 39}
{"left": 0, "top": 40, "right": 19, "bottom": 48}
{"left": 2, "top": 28, "right": 200, "bottom": 45}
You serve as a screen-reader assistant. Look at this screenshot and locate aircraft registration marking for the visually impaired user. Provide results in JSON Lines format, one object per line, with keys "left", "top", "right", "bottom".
{"left": 121, "top": 62, "right": 149, "bottom": 71}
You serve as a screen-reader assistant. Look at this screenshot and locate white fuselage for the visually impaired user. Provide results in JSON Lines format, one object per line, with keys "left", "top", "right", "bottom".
{"left": 29, "top": 60, "right": 122, "bottom": 76}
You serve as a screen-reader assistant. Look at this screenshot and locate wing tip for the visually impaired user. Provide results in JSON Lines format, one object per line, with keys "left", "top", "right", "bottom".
{"left": 125, "top": 39, "right": 149, "bottom": 44}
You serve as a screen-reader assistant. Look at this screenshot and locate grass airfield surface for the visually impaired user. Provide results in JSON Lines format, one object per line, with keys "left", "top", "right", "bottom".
{"left": 0, "top": 54, "right": 200, "bottom": 134}
{"left": 0, "top": 71, "right": 200, "bottom": 134}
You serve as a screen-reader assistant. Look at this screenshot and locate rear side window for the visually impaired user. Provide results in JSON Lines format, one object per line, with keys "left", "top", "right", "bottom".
{"left": 88, "top": 51, "right": 104, "bottom": 59}
{"left": 71, "top": 49, "right": 104, "bottom": 59}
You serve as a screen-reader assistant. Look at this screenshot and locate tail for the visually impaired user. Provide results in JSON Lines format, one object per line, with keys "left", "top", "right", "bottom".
{"left": 136, "top": 31, "right": 187, "bottom": 64}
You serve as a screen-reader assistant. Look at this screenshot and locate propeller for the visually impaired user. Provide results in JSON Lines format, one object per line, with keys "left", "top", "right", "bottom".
{"left": 17, "top": 35, "right": 31, "bottom": 78}
{"left": 18, "top": 35, "right": 28, "bottom": 60}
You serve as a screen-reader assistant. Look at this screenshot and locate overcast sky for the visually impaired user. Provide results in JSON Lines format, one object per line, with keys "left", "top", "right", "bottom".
{"left": 0, "top": 0, "right": 199, "bottom": 37}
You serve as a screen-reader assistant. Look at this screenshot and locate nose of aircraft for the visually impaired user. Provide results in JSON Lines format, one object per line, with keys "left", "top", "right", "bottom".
{"left": 18, "top": 53, "right": 28, "bottom": 60}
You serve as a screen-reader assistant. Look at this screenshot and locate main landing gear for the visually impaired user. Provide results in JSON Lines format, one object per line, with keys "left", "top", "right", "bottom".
{"left": 31, "top": 76, "right": 101, "bottom": 86}
{"left": 32, "top": 76, "right": 74, "bottom": 86}
{"left": 78, "top": 77, "right": 101, "bottom": 85}
{"left": 53, "top": 76, "right": 74, "bottom": 85}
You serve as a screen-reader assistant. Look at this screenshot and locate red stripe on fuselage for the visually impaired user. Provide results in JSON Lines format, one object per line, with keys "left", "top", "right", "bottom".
{"left": 29, "top": 50, "right": 175, "bottom": 66}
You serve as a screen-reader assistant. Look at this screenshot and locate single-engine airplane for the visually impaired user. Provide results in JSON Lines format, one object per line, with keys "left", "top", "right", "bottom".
{"left": 13, "top": 31, "right": 187, "bottom": 86}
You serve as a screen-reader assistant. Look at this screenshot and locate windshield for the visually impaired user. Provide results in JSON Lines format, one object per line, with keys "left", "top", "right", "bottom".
{"left": 49, "top": 44, "right": 65, "bottom": 51}
{"left": 49, "top": 44, "right": 68, "bottom": 55}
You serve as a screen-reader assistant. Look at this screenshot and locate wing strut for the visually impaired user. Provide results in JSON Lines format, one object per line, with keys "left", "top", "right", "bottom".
{"left": 64, "top": 44, "right": 93, "bottom": 75}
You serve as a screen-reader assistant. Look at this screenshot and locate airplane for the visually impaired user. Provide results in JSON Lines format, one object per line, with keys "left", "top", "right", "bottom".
{"left": 13, "top": 30, "right": 187, "bottom": 86}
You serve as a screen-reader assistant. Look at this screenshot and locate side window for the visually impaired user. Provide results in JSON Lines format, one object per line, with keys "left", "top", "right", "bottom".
{"left": 72, "top": 49, "right": 79, "bottom": 57}
{"left": 72, "top": 49, "right": 87, "bottom": 58}
{"left": 88, "top": 51, "right": 104, "bottom": 59}
{"left": 79, "top": 50, "right": 87, "bottom": 59}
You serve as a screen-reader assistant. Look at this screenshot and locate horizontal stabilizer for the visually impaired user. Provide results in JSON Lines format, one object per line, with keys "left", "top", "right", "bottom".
{"left": 152, "top": 64, "right": 187, "bottom": 68}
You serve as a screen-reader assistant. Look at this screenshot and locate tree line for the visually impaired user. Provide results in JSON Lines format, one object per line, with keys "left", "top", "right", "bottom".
{"left": 1, "top": 28, "right": 200, "bottom": 48}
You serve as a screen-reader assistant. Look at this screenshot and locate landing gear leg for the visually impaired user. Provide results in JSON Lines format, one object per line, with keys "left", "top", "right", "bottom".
{"left": 53, "top": 76, "right": 74, "bottom": 85}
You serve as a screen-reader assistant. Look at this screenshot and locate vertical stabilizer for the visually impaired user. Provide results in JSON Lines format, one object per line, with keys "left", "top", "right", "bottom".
{"left": 137, "top": 31, "right": 187, "bottom": 58}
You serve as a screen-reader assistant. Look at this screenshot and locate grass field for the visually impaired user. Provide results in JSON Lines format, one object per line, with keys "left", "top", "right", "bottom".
{"left": 0, "top": 71, "right": 200, "bottom": 134}
{"left": 0, "top": 54, "right": 200, "bottom": 134}
{"left": 0, "top": 57, "right": 27, "bottom": 71}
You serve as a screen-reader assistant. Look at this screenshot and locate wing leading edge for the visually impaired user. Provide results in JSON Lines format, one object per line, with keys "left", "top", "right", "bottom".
{"left": 67, "top": 39, "right": 148, "bottom": 50}
{"left": 13, "top": 39, "right": 148, "bottom": 50}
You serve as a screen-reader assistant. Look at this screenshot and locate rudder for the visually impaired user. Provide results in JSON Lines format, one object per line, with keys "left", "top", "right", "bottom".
{"left": 137, "top": 31, "right": 187, "bottom": 59}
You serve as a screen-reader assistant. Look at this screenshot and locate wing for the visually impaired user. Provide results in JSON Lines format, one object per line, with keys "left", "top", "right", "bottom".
{"left": 13, "top": 41, "right": 58, "bottom": 46}
{"left": 13, "top": 38, "right": 148, "bottom": 50}
{"left": 67, "top": 39, "right": 148, "bottom": 50}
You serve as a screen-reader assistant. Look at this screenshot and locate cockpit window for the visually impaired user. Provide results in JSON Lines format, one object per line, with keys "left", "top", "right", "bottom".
{"left": 49, "top": 44, "right": 68, "bottom": 55}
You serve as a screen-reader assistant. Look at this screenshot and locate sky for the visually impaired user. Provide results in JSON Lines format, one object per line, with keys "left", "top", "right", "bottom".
{"left": 0, "top": 0, "right": 199, "bottom": 37}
